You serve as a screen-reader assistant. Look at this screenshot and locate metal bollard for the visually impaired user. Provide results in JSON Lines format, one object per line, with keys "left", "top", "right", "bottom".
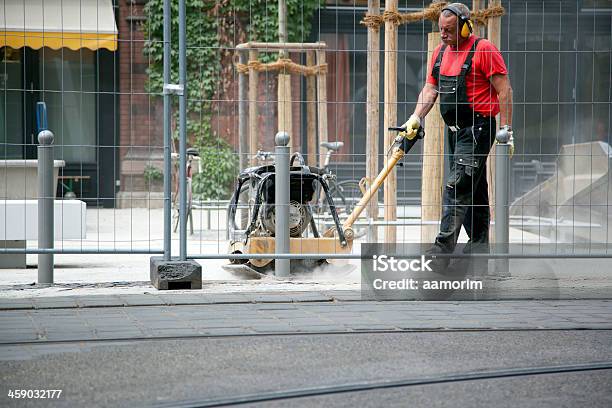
{"left": 274, "top": 132, "right": 291, "bottom": 277}
{"left": 36, "top": 102, "right": 54, "bottom": 284}
{"left": 495, "top": 128, "right": 511, "bottom": 275}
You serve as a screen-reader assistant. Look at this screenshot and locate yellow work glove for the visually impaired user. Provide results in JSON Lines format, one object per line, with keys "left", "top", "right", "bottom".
{"left": 399, "top": 114, "right": 421, "bottom": 140}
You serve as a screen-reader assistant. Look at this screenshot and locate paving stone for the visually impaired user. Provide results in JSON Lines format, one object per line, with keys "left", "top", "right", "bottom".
{"left": 0, "top": 300, "right": 34, "bottom": 310}
{"left": 209, "top": 296, "right": 253, "bottom": 304}
{"left": 254, "top": 304, "right": 299, "bottom": 310}
{"left": 286, "top": 325, "right": 350, "bottom": 332}
{"left": 287, "top": 292, "right": 333, "bottom": 302}
{"left": 251, "top": 325, "right": 303, "bottom": 333}
{"left": 43, "top": 332, "right": 97, "bottom": 341}
{"left": 345, "top": 323, "right": 400, "bottom": 330}
{"left": 0, "top": 322, "right": 37, "bottom": 330}
{"left": 76, "top": 296, "right": 126, "bottom": 308}
{"left": 0, "top": 330, "right": 38, "bottom": 342}
{"left": 200, "top": 327, "right": 254, "bottom": 336}
{"left": 324, "top": 291, "right": 362, "bottom": 301}
{"left": 94, "top": 330, "right": 147, "bottom": 339}
{"left": 156, "top": 295, "right": 212, "bottom": 305}
{"left": 245, "top": 293, "right": 295, "bottom": 303}
{"left": 31, "top": 300, "right": 80, "bottom": 309}
{"left": 119, "top": 295, "right": 166, "bottom": 306}
{"left": 141, "top": 322, "right": 192, "bottom": 330}
{"left": 191, "top": 321, "right": 248, "bottom": 329}
{"left": 147, "top": 328, "right": 202, "bottom": 337}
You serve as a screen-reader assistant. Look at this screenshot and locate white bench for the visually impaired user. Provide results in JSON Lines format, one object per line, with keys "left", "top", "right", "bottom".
{"left": 0, "top": 200, "right": 86, "bottom": 268}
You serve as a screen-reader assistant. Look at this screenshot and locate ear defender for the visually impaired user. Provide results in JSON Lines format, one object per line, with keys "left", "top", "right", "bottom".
{"left": 442, "top": 4, "right": 473, "bottom": 39}
{"left": 461, "top": 19, "right": 473, "bottom": 38}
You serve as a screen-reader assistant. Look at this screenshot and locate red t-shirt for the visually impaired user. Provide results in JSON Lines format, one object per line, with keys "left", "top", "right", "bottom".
{"left": 427, "top": 35, "right": 507, "bottom": 116}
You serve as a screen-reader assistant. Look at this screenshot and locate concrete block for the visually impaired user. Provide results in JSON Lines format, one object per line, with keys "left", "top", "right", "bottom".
{"left": 0, "top": 240, "right": 26, "bottom": 268}
{"left": 150, "top": 257, "right": 202, "bottom": 290}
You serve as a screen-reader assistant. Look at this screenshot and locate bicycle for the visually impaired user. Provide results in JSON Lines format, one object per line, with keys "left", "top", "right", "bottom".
{"left": 172, "top": 147, "right": 200, "bottom": 235}
{"left": 309, "top": 142, "right": 368, "bottom": 239}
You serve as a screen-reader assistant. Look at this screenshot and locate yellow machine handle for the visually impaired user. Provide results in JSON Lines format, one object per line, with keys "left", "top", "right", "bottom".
{"left": 342, "top": 146, "right": 405, "bottom": 233}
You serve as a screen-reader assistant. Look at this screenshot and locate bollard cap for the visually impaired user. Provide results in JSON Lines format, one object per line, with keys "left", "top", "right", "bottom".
{"left": 275, "top": 131, "right": 290, "bottom": 147}
{"left": 37, "top": 129, "right": 54, "bottom": 145}
{"left": 495, "top": 128, "right": 510, "bottom": 144}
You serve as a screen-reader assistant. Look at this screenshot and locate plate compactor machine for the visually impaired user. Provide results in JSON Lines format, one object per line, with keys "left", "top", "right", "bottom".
{"left": 226, "top": 126, "right": 424, "bottom": 275}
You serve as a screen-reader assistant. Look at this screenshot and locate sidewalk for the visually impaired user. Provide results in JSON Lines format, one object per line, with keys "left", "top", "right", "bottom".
{"left": 1, "top": 291, "right": 611, "bottom": 345}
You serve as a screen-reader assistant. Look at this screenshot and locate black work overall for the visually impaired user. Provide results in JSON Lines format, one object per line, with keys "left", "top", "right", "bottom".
{"left": 431, "top": 39, "right": 496, "bottom": 259}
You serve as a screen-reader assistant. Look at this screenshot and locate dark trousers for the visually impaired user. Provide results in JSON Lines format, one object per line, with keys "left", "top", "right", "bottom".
{"left": 434, "top": 116, "right": 496, "bottom": 254}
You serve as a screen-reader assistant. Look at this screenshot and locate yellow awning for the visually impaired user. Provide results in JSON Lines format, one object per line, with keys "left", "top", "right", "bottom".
{"left": 1, "top": 0, "right": 118, "bottom": 51}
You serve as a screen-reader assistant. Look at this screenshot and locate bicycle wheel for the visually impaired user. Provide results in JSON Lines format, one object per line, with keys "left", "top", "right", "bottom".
{"left": 330, "top": 180, "right": 363, "bottom": 215}
{"left": 327, "top": 180, "right": 368, "bottom": 239}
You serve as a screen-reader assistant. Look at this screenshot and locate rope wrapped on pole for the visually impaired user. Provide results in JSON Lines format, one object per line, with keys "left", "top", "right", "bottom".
{"left": 360, "top": 2, "right": 505, "bottom": 29}
{"left": 235, "top": 58, "right": 327, "bottom": 77}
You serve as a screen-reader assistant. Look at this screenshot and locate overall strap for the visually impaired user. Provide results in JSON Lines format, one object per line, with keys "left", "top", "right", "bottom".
{"left": 459, "top": 38, "right": 482, "bottom": 76}
{"left": 431, "top": 44, "right": 447, "bottom": 82}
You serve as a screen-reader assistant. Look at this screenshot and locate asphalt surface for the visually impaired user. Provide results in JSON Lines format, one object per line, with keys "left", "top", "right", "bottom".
{"left": 252, "top": 370, "right": 612, "bottom": 408}
{"left": 1, "top": 330, "right": 611, "bottom": 407}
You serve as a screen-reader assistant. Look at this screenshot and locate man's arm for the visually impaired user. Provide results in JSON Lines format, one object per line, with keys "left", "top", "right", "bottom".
{"left": 400, "top": 83, "right": 439, "bottom": 139}
{"left": 490, "top": 74, "right": 513, "bottom": 127}
{"left": 413, "top": 83, "right": 439, "bottom": 120}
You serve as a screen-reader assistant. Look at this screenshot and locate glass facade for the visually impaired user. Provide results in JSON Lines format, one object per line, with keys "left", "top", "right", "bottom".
{"left": 0, "top": 47, "right": 23, "bottom": 159}
{"left": 40, "top": 48, "right": 97, "bottom": 164}
{"left": 0, "top": 47, "right": 97, "bottom": 163}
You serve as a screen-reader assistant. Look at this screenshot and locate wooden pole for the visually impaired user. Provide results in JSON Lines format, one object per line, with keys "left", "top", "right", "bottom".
{"left": 420, "top": 31, "right": 445, "bottom": 244}
{"left": 316, "top": 49, "right": 328, "bottom": 168}
{"left": 248, "top": 49, "right": 259, "bottom": 165}
{"left": 238, "top": 50, "right": 248, "bottom": 171}
{"left": 306, "top": 50, "right": 317, "bottom": 166}
{"left": 278, "top": 0, "right": 287, "bottom": 49}
{"left": 383, "top": 0, "right": 398, "bottom": 243}
{"left": 277, "top": 73, "right": 293, "bottom": 141}
{"left": 487, "top": 0, "right": 502, "bottom": 242}
{"left": 236, "top": 42, "right": 327, "bottom": 51}
{"left": 366, "top": 0, "right": 380, "bottom": 241}
{"left": 472, "top": 0, "right": 486, "bottom": 37}
{"left": 238, "top": 50, "right": 250, "bottom": 228}
{"left": 277, "top": 0, "right": 292, "bottom": 141}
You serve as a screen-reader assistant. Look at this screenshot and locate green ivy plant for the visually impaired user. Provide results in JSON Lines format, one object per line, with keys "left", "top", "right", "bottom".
{"left": 143, "top": 0, "right": 323, "bottom": 199}
{"left": 143, "top": 164, "right": 163, "bottom": 184}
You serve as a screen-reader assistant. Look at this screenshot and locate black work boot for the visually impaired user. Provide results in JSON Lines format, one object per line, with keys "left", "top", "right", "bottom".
{"left": 462, "top": 240, "right": 490, "bottom": 277}
{"left": 425, "top": 243, "right": 451, "bottom": 274}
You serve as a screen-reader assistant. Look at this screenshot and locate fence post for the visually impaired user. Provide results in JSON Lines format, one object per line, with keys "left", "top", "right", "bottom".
{"left": 178, "top": 0, "right": 187, "bottom": 261}
{"left": 275, "top": 132, "right": 290, "bottom": 277}
{"left": 162, "top": 0, "right": 172, "bottom": 261}
{"left": 495, "top": 129, "right": 510, "bottom": 275}
{"left": 36, "top": 102, "right": 54, "bottom": 284}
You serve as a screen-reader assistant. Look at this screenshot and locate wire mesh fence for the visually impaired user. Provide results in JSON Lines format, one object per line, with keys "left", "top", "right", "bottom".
{"left": 0, "top": 1, "right": 611, "bottom": 281}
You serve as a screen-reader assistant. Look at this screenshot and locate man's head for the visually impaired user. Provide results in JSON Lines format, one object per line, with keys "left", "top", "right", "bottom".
{"left": 439, "top": 3, "right": 472, "bottom": 47}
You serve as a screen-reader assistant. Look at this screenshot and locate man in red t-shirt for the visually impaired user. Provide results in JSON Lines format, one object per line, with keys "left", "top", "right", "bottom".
{"left": 399, "top": 3, "right": 514, "bottom": 271}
